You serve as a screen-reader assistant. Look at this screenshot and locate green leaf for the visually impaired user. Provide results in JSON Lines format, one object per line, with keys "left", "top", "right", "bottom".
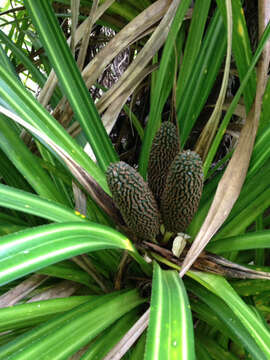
{"left": 0, "top": 293, "right": 114, "bottom": 359}
{"left": 145, "top": 262, "right": 195, "bottom": 360}
{"left": 231, "top": 279, "right": 270, "bottom": 297}
{"left": 190, "top": 271, "right": 270, "bottom": 358}
{"left": 0, "top": 114, "right": 67, "bottom": 204}
{"left": 23, "top": 0, "right": 118, "bottom": 171}
{"left": 130, "top": 332, "right": 147, "bottom": 360}
{"left": 0, "top": 42, "right": 18, "bottom": 77}
{"left": 176, "top": 8, "right": 226, "bottom": 146}
{"left": 0, "top": 65, "right": 109, "bottom": 192}
{"left": 0, "top": 148, "right": 32, "bottom": 192}
{"left": 0, "top": 184, "right": 86, "bottom": 223}
{"left": 216, "top": 0, "right": 256, "bottom": 111}
{"left": 258, "top": 77, "right": 270, "bottom": 133}
{"left": 0, "top": 296, "right": 93, "bottom": 332}
{"left": 203, "top": 9, "right": 270, "bottom": 177}
{"left": 187, "top": 278, "right": 267, "bottom": 360}
{"left": 0, "top": 221, "right": 135, "bottom": 285}
{"left": 81, "top": 309, "right": 140, "bottom": 359}
{"left": 196, "top": 335, "right": 238, "bottom": 360}
{"left": 139, "top": 0, "right": 192, "bottom": 178}
{"left": 3, "top": 290, "right": 144, "bottom": 360}
{"left": 37, "top": 261, "right": 98, "bottom": 288}
{"left": 214, "top": 162, "right": 270, "bottom": 239}
{"left": 177, "top": 0, "right": 211, "bottom": 105}
{"left": 195, "top": 340, "right": 212, "bottom": 360}
{"left": 207, "top": 230, "right": 270, "bottom": 253}
{"left": 0, "top": 29, "right": 60, "bottom": 104}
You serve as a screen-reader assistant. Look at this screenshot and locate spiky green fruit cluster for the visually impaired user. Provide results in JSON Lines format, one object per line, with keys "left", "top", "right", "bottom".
{"left": 160, "top": 150, "right": 203, "bottom": 233}
{"left": 106, "top": 161, "right": 161, "bottom": 241}
{"left": 147, "top": 122, "right": 180, "bottom": 203}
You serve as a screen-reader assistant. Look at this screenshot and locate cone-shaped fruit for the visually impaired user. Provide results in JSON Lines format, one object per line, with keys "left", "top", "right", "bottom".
{"left": 160, "top": 150, "right": 203, "bottom": 233}
{"left": 147, "top": 122, "right": 180, "bottom": 203}
{"left": 106, "top": 161, "right": 161, "bottom": 241}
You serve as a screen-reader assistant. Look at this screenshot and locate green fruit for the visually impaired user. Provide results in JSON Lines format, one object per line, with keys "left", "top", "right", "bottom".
{"left": 147, "top": 122, "right": 180, "bottom": 203}
{"left": 160, "top": 150, "right": 203, "bottom": 233}
{"left": 106, "top": 161, "right": 161, "bottom": 241}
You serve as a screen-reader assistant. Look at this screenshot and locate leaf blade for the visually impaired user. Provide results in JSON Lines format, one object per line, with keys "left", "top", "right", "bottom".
{"left": 0, "top": 221, "right": 135, "bottom": 285}
{"left": 23, "top": 0, "right": 118, "bottom": 171}
{"left": 145, "top": 263, "right": 195, "bottom": 360}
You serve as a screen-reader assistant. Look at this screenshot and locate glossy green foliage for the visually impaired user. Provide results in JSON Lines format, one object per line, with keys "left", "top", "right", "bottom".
{"left": 0, "top": 290, "right": 144, "bottom": 360}
{"left": 0, "top": 222, "right": 134, "bottom": 285}
{"left": 0, "top": 29, "right": 60, "bottom": 104}
{"left": 0, "top": 115, "right": 67, "bottom": 204}
{"left": 1, "top": 1, "right": 270, "bottom": 358}
{"left": 24, "top": 1, "right": 118, "bottom": 171}
{"left": 176, "top": 8, "right": 226, "bottom": 146}
{"left": 187, "top": 279, "right": 267, "bottom": 360}
{"left": 81, "top": 309, "right": 140, "bottom": 359}
{"left": 0, "top": 62, "right": 109, "bottom": 192}
{"left": 190, "top": 272, "right": 270, "bottom": 358}
{"left": 0, "top": 184, "right": 86, "bottom": 223}
{"left": 0, "top": 296, "right": 93, "bottom": 332}
{"left": 145, "top": 263, "right": 195, "bottom": 360}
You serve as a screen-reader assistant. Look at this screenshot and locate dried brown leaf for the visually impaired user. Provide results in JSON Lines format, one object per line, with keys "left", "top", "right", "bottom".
{"left": 55, "top": 0, "right": 172, "bottom": 126}
{"left": 0, "top": 274, "right": 48, "bottom": 308}
{"left": 27, "top": 280, "right": 80, "bottom": 302}
{"left": 101, "top": 64, "right": 158, "bottom": 132}
{"left": 96, "top": 0, "right": 184, "bottom": 112}
{"left": 70, "top": 0, "right": 80, "bottom": 55}
{"left": 77, "top": 0, "right": 99, "bottom": 71}
{"left": 83, "top": 0, "right": 172, "bottom": 90}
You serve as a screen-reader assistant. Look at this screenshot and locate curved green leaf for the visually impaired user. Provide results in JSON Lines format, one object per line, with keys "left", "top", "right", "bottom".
{"left": 204, "top": 20, "right": 270, "bottom": 176}
{"left": 208, "top": 231, "right": 270, "bottom": 254}
{"left": 177, "top": 0, "right": 211, "bottom": 104}
{"left": 24, "top": 0, "right": 118, "bottom": 171}
{"left": 196, "top": 334, "right": 238, "bottom": 360}
{"left": 37, "top": 261, "right": 98, "bottom": 288}
{"left": 190, "top": 271, "right": 270, "bottom": 358}
{"left": 195, "top": 340, "right": 212, "bottom": 360}
{"left": 0, "top": 148, "right": 32, "bottom": 192}
{"left": 0, "top": 184, "right": 86, "bottom": 223}
{"left": 0, "top": 114, "right": 67, "bottom": 204}
{"left": 0, "top": 43, "right": 18, "bottom": 77}
{"left": 0, "top": 290, "right": 142, "bottom": 359}
{"left": 0, "top": 221, "right": 135, "bottom": 285}
{"left": 145, "top": 262, "right": 195, "bottom": 360}
{"left": 4, "top": 290, "right": 143, "bottom": 360}
{"left": 81, "top": 309, "right": 140, "bottom": 359}
{"left": 130, "top": 332, "right": 147, "bottom": 360}
{"left": 0, "top": 293, "right": 114, "bottom": 359}
{"left": 0, "top": 296, "right": 93, "bottom": 332}
{"left": 187, "top": 278, "right": 267, "bottom": 360}
{"left": 0, "top": 29, "right": 58, "bottom": 98}
{"left": 0, "top": 67, "right": 108, "bottom": 192}
{"left": 176, "top": 9, "right": 226, "bottom": 146}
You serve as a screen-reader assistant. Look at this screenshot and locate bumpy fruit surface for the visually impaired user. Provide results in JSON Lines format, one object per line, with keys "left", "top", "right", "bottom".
{"left": 106, "top": 161, "right": 161, "bottom": 241}
{"left": 160, "top": 150, "right": 203, "bottom": 233}
{"left": 147, "top": 122, "right": 180, "bottom": 203}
